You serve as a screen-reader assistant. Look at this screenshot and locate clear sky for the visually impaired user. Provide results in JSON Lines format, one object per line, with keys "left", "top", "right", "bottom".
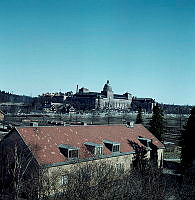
{"left": 0, "top": 0, "right": 194, "bottom": 105}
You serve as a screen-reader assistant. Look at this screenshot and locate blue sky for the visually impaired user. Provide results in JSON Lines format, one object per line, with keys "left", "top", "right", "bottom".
{"left": 0, "top": 0, "right": 194, "bottom": 105}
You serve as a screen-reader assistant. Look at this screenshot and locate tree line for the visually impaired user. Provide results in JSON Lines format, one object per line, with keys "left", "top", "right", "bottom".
{"left": 0, "top": 91, "right": 33, "bottom": 104}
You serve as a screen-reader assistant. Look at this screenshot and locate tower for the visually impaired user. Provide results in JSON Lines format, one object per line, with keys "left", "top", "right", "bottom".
{"left": 76, "top": 85, "right": 79, "bottom": 93}
{"left": 102, "top": 80, "right": 113, "bottom": 99}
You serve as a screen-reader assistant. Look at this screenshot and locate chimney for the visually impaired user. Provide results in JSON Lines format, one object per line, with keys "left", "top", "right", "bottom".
{"left": 76, "top": 84, "right": 79, "bottom": 93}
{"left": 126, "top": 121, "right": 134, "bottom": 128}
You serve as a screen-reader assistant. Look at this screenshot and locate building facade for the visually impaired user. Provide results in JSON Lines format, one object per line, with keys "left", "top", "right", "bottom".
{"left": 131, "top": 97, "right": 156, "bottom": 113}
{"left": 0, "top": 124, "right": 164, "bottom": 197}
{"left": 66, "top": 80, "right": 132, "bottom": 111}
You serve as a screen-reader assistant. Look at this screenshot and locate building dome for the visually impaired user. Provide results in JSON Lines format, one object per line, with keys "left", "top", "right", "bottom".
{"left": 103, "top": 80, "right": 113, "bottom": 92}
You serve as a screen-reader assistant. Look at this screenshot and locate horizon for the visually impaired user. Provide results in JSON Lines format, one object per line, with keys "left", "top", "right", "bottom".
{"left": 0, "top": 0, "right": 195, "bottom": 105}
{"left": 0, "top": 82, "right": 194, "bottom": 106}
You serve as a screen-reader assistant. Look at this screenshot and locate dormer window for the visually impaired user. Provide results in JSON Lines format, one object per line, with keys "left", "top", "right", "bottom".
{"left": 59, "top": 144, "right": 79, "bottom": 159}
{"left": 96, "top": 146, "right": 103, "bottom": 155}
{"left": 103, "top": 140, "right": 120, "bottom": 153}
{"left": 113, "top": 144, "right": 120, "bottom": 152}
{"left": 69, "top": 149, "right": 79, "bottom": 158}
{"left": 138, "top": 137, "right": 152, "bottom": 150}
{"left": 84, "top": 142, "right": 103, "bottom": 156}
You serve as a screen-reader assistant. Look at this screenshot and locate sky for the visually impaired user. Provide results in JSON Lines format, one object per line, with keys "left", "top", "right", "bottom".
{"left": 0, "top": 0, "right": 195, "bottom": 105}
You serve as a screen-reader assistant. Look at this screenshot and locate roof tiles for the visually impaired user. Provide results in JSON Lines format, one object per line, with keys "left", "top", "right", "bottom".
{"left": 16, "top": 124, "right": 164, "bottom": 166}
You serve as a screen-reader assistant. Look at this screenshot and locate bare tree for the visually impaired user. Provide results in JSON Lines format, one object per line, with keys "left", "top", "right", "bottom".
{"left": 0, "top": 140, "right": 39, "bottom": 200}
{"left": 37, "top": 160, "right": 124, "bottom": 200}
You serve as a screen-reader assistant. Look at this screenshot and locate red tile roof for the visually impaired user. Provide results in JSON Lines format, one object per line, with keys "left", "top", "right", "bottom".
{"left": 16, "top": 124, "right": 164, "bottom": 166}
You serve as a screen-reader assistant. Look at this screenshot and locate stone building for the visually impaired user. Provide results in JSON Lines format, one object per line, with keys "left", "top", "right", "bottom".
{"left": 0, "top": 124, "right": 164, "bottom": 197}
{"left": 66, "top": 80, "right": 132, "bottom": 111}
{"left": 131, "top": 97, "right": 156, "bottom": 113}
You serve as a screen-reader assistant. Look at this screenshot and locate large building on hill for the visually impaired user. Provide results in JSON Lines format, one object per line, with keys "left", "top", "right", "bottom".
{"left": 66, "top": 80, "right": 132, "bottom": 111}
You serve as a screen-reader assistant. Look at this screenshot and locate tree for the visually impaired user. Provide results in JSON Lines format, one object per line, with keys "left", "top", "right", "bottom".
{"left": 135, "top": 106, "right": 143, "bottom": 124}
{"left": 39, "top": 161, "right": 119, "bottom": 200}
{"left": 126, "top": 140, "right": 166, "bottom": 200}
{"left": 149, "top": 104, "right": 164, "bottom": 141}
{"left": 128, "top": 140, "right": 147, "bottom": 173}
{"left": 0, "top": 140, "right": 39, "bottom": 200}
{"left": 181, "top": 107, "right": 195, "bottom": 169}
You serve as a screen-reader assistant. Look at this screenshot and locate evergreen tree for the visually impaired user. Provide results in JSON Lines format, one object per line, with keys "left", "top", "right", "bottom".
{"left": 181, "top": 107, "right": 195, "bottom": 169}
{"left": 149, "top": 104, "right": 164, "bottom": 141}
{"left": 136, "top": 106, "right": 143, "bottom": 124}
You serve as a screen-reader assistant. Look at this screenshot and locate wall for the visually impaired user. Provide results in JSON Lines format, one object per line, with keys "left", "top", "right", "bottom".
{"left": 97, "top": 98, "right": 132, "bottom": 110}
{"left": 157, "top": 148, "right": 164, "bottom": 167}
{"left": 43, "top": 153, "right": 134, "bottom": 196}
{"left": 0, "top": 112, "right": 4, "bottom": 121}
{"left": 42, "top": 148, "right": 164, "bottom": 196}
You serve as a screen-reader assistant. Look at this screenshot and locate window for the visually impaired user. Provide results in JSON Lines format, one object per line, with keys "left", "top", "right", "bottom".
{"left": 103, "top": 140, "right": 120, "bottom": 153}
{"left": 138, "top": 137, "right": 152, "bottom": 148}
{"left": 113, "top": 144, "right": 120, "bottom": 152}
{"left": 84, "top": 142, "right": 103, "bottom": 156}
{"left": 96, "top": 146, "right": 103, "bottom": 155}
{"left": 69, "top": 149, "right": 79, "bottom": 158}
{"left": 59, "top": 144, "right": 79, "bottom": 159}
{"left": 79, "top": 169, "right": 91, "bottom": 182}
{"left": 61, "top": 175, "right": 68, "bottom": 185}
{"left": 115, "top": 163, "right": 124, "bottom": 173}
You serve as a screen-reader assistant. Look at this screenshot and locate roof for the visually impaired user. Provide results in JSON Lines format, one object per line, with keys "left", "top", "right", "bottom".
{"left": 84, "top": 142, "right": 103, "bottom": 147}
{"left": 58, "top": 144, "right": 79, "bottom": 150}
{"left": 15, "top": 124, "right": 164, "bottom": 166}
{"left": 103, "top": 139, "right": 120, "bottom": 145}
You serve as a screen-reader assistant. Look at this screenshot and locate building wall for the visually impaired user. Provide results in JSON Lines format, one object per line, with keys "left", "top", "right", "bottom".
{"left": 96, "top": 98, "right": 132, "bottom": 110}
{"left": 49, "top": 153, "right": 134, "bottom": 174}
{"left": 157, "top": 148, "right": 164, "bottom": 167}
{"left": 131, "top": 98, "right": 155, "bottom": 113}
{"left": 0, "top": 112, "right": 4, "bottom": 121}
{"left": 69, "top": 96, "right": 132, "bottom": 111}
{"left": 69, "top": 97, "right": 96, "bottom": 111}
{"left": 43, "top": 154, "right": 134, "bottom": 195}
{"left": 42, "top": 147, "right": 164, "bottom": 196}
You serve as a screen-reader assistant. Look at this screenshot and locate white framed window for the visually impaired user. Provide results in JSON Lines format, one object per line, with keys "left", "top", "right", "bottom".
{"left": 103, "top": 140, "right": 120, "bottom": 153}
{"left": 61, "top": 175, "right": 68, "bottom": 185}
{"left": 115, "top": 163, "right": 124, "bottom": 173}
{"left": 113, "top": 144, "right": 120, "bottom": 152}
{"left": 58, "top": 144, "right": 79, "bottom": 159}
{"left": 96, "top": 146, "right": 103, "bottom": 155}
{"left": 69, "top": 149, "right": 79, "bottom": 158}
{"left": 84, "top": 142, "right": 103, "bottom": 156}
